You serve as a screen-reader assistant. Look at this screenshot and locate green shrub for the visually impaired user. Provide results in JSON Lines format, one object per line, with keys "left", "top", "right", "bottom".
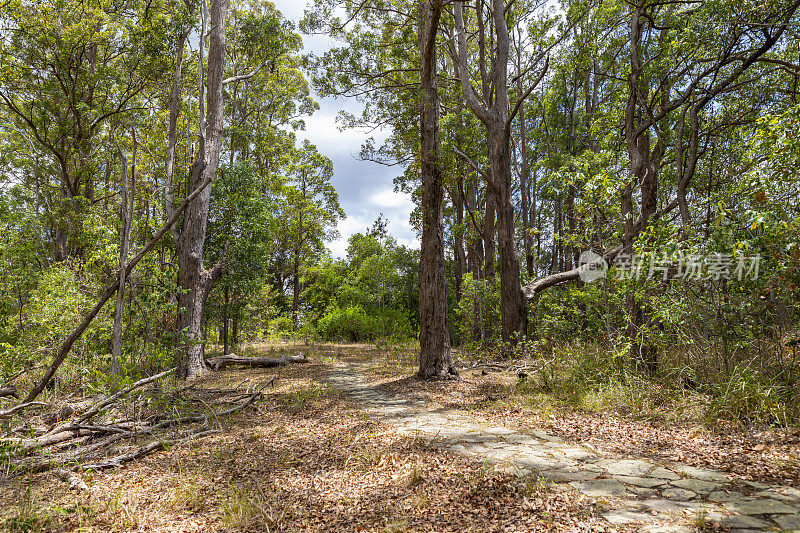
{"left": 316, "top": 305, "right": 381, "bottom": 342}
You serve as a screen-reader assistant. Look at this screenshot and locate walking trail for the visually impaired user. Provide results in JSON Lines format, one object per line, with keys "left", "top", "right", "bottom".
{"left": 327, "top": 362, "right": 800, "bottom": 532}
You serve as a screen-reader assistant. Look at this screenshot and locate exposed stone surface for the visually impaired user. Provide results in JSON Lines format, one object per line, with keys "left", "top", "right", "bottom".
{"left": 670, "top": 478, "right": 721, "bottom": 494}
{"left": 617, "top": 475, "right": 668, "bottom": 488}
{"left": 772, "top": 513, "right": 800, "bottom": 531}
{"left": 725, "top": 498, "right": 799, "bottom": 516}
{"left": 603, "top": 509, "right": 655, "bottom": 525}
{"left": 673, "top": 465, "right": 729, "bottom": 482}
{"left": 649, "top": 467, "right": 681, "bottom": 480}
{"left": 708, "top": 490, "right": 748, "bottom": 502}
{"left": 661, "top": 488, "right": 696, "bottom": 501}
{"left": 570, "top": 479, "right": 628, "bottom": 498}
{"left": 706, "top": 511, "right": 773, "bottom": 529}
{"left": 596, "top": 458, "right": 654, "bottom": 477}
{"left": 326, "top": 363, "right": 800, "bottom": 532}
{"left": 638, "top": 526, "right": 694, "bottom": 533}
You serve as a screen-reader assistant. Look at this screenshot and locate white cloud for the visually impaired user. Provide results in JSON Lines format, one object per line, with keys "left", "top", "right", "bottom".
{"left": 272, "top": 0, "right": 419, "bottom": 259}
{"left": 369, "top": 189, "right": 414, "bottom": 210}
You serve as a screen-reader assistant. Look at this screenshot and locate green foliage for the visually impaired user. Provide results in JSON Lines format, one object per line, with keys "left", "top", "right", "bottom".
{"left": 316, "top": 305, "right": 381, "bottom": 342}
{"left": 456, "top": 274, "right": 500, "bottom": 348}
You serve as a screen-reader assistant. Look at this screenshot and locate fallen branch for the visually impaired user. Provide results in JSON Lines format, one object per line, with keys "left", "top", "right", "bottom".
{"left": 76, "top": 367, "right": 176, "bottom": 423}
{"left": 206, "top": 353, "right": 307, "bottom": 371}
{"left": 79, "top": 429, "right": 220, "bottom": 471}
{"left": 0, "top": 401, "right": 46, "bottom": 418}
{"left": 0, "top": 385, "right": 18, "bottom": 399}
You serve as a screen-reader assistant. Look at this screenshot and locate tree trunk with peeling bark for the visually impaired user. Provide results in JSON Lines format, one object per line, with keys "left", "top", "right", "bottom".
{"left": 418, "top": 0, "right": 457, "bottom": 380}
{"left": 176, "top": 0, "right": 230, "bottom": 379}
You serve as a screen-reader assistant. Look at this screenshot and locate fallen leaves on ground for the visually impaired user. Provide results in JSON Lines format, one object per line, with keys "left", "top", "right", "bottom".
{"left": 0, "top": 357, "right": 611, "bottom": 532}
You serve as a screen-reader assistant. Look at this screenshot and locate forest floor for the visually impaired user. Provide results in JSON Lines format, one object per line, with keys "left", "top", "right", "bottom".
{"left": 1, "top": 342, "right": 799, "bottom": 532}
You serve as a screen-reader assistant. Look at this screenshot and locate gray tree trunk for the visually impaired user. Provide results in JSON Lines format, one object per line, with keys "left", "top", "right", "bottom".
{"left": 418, "top": 0, "right": 457, "bottom": 380}
{"left": 176, "top": 0, "right": 229, "bottom": 379}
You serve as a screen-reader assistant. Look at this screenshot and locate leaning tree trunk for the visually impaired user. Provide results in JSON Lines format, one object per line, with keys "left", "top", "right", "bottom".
{"left": 418, "top": 0, "right": 457, "bottom": 380}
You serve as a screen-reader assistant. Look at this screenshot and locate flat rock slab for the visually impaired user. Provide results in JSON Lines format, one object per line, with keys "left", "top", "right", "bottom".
{"left": 617, "top": 475, "right": 668, "bottom": 489}
{"left": 661, "top": 488, "right": 696, "bottom": 501}
{"left": 707, "top": 511, "right": 773, "bottom": 530}
{"left": 772, "top": 513, "right": 800, "bottom": 531}
{"left": 603, "top": 509, "right": 655, "bottom": 525}
{"left": 517, "top": 454, "right": 572, "bottom": 471}
{"left": 649, "top": 467, "right": 681, "bottom": 480}
{"left": 673, "top": 465, "right": 729, "bottom": 483}
{"left": 670, "top": 478, "right": 721, "bottom": 494}
{"left": 596, "top": 459, "right": 655, "bottom": 477}
{"left": 708, "top": 490, "right": 748, "bottom": 503}
{"left": 640, "top": 499, "right": 700, "bottom": 515}
{"left": 327, "top": 363, "right": 800, "bottom": 533}
{"left": 570, "top": 479, "right": 629, "bottom": 498}
{"left": 539, "top": 468, "right": 600, "bottom": 483}
{"left": 725, "top": 498, "right": 799, "bottom": 516}
{"left": 638, "top": 526, "right": 694, "bottom": 533}
{"left": 560, "top": 446, "right": 599, "bottom": 462}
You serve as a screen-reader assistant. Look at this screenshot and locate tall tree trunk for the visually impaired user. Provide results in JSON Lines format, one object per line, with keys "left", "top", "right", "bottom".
{"left": 483, "top": 189, "right": 496, "bottom": 281}
{"left": 418, "top": 0, "right": 457, "bottom": 379}
{"left": 222, "top": 286, "right": 230, "bottom": 355}
{"left": 454, "top": 187, "right": 466, "bottom": 303}
{"left": 111, "top": 147, "right": 132, "bottom": 380}
{"left": 453, "top": 0, "right": 528, "bottom": 345}
{"left": 292, "top": 247, "right": 300, "bottom": 332}
{"left": 231, "top": 313, "right": 239, "bottom": 346}
{"left": 489, "top": 124, "right": 527, "bottom": 344}
{"left": 176, "top": 0, "right": 229, "bottom": 379}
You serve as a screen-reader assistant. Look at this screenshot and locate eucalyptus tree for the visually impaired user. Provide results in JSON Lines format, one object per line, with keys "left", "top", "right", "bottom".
{"left": 0, "top": 0, "right": 177, "bottom": 260}
{"left": 304, "top": 0, "right": 459, "bottom": 375}
{"left": 283, "top": 141, "right": 344, "bottom": 331}
{"left": 419, "top": 0, "right": 457, "bottom": 378}
{"left": 450, "top": 0, "right": 552, "bottom": 344}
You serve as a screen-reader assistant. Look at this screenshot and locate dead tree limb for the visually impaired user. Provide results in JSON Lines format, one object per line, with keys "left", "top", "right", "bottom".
{"left": 0, "top": 401, "right": 45, "bottom": 418}
{"left": 522, "top": 247, "right": 622, "bottom": 298}
{"left": 205, "top": 354, "right": 307, "bottom": 371}
{"left": 79, "top": 429, "right": 220, "bottom": 471}
{"left": 75, "top": 367, "right": 176, "bottom": 423}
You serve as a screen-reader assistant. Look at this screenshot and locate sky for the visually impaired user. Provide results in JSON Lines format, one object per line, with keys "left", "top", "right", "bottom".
{"left": 272, "top": 0, "right": 419, "bottom": 258}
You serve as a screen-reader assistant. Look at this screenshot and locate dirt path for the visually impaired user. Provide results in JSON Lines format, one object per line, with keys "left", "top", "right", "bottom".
{"left": 327, "top": 362, "right": 800, "bottom": 533}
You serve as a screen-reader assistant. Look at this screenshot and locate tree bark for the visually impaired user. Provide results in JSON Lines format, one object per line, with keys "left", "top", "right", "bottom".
{"left": 222, "top": 286, "right": 230, "bottom": 355}
{"left": 453, "top": 0, "right": 528, "bottom": 345}
{"left": 418, "top": 0, "right": 457, "bottom": 380}
{"left": 176, "top": 0, "right": 230, "bottom": 379}
{"left": 111, "top": 141, "right": 134, "bottom": 380}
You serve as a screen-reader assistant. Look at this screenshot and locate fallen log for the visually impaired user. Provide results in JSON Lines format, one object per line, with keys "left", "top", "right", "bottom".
{"left": 0, "top": 385, "right": 18, "bottom": 399}
{"left": 206, "top": 353, "right": 307, "bottom": 371}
